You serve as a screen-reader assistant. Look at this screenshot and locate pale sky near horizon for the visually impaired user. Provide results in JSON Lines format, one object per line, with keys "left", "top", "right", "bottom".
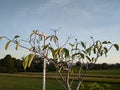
{"left": 0, "top": 0, "right": 120, "bottom": 63}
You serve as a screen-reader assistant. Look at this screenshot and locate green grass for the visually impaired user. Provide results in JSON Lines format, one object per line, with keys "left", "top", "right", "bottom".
{"left": 0, "top": 75, "right": 65, "bottom": 90}
{"left": 0, "top": 69, "right": 120, "bottom": 90}
{"left": 0, "top": 75, "right": 42, "bottom": 90}
{"left": 86, "top": 69, "right": 120, "bottom": 77}
{"left": 0, "top": 75, "right": 120, "bottom": 90}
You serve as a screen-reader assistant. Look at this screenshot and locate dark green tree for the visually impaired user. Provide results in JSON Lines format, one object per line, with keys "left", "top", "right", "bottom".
{"left": 0, "top": 54, "right": 17, "bottom": 73}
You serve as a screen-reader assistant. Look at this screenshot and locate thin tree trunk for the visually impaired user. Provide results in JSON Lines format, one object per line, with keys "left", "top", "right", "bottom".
{"left": 76, "top": 78, "right": 82, "bottom": 90}
{"left": 66, "top": 71, "right": 71, "bottom": 90}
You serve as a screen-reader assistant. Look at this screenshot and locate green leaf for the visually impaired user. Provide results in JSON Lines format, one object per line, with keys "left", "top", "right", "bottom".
{"left": 104, "top": 52, "right": 107, "bottom": 57}
{"left": 63, "top": 48, "right": 69, "bottom": 57}
{"left": 5, "top": 41, "right": 11, "bottom": 50}
{"left": 104, "top": 47, "right": 108, "bottom": 53}
{"left": 81, "top": 50, "right": 87, "bottom": 54}
{"left": 15, "top": 42, "right": 20, "bottom": 50}
{"left": 72, "top": 53, "right": 80, "bottom": 57}
{"left": 100, "top": 50, "right": 103, "bottom": 56}
{"left": 69, "top": 43, "right": 75, "bottom": 47}
{"left": 50, "top": 36, "right": 53, "bottom": 41}
{"left": 93, "top": 47, "right": 96, "bottom": 54}
{"left": 86, "top": 56, "right": 91, "bottom": 62}
{"left": 86, "top": 47, "right": 92, "bottom": 55}
{"left": 107, "top": 41, "right": 111, "bottom": 44}
{"left": 29, "top": 47, "right": 34, "bottom": 51}
{"left": 92, "top": 57, "right": 94, "bottom": 62}
{"left": 53, "top": 35, "right": 58, "bottom": 44}
{"left": 0, "top": 36, "right": 3, "bottom": 41}
{"left": 49, "top": 47, "right": 54, "bottom": 52}
{"left": 53, "top": 48, "right": 60, "bottom": 58}
{"left": 43, "top": 44, "right": 49, "bottom": 50}
{"left": 45, "top": 36, "right": 51, "bottom": 40}
{"left": 81, "top": 41, "right": 86, "bottom": 49}
{"left": 114, "top": 44, "right": 119, "bottom": 51}
{"left": 103, "top": 47, "right": 108, "bottom": 57}
{"left": 72, "top": 48, "right": 79, "bottom": 51}
{"left": 14, "top": 35, "right": 20, "bottom": 38}
{"left": 80, "top": 53, "right": 84, "bottom": 58}
{"left": 102, "top": 41, "right": 108, "bottom": 44}
{"left": 49, "top": 47, "right": 54, "bottom": 56}
{"left": 98, "top": 45, "right": 102, "bottom": 53}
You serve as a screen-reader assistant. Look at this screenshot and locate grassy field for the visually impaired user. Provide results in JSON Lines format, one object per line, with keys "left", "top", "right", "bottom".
{"left": 0, "top": 69, "right": 120, "bottom": 90}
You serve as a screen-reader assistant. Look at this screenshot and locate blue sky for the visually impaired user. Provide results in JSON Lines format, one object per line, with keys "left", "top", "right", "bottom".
{"left": 0, "top": 0, "right": 120, "bottom": 63}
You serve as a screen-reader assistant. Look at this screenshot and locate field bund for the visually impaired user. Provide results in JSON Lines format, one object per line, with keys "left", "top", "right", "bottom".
{"left": 0, "top": 69, "right": 120, "bottom": 84}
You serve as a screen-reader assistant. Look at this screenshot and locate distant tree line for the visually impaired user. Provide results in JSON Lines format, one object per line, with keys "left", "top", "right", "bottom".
{"left": 0, "top": 54, "right": 120, "bottom": 73}
{"left": 0, "top": 54, "right": 57, "bottom": 73}
{"left": 0, "top": 54, "right": 23, "bottom": 73}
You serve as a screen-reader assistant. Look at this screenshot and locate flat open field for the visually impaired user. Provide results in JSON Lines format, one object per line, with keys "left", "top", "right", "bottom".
{"left": 0, "top": 69, "right": 120, "bottom": 90}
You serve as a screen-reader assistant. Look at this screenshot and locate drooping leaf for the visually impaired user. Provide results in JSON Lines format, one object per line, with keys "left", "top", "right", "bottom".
{"left": 29, "top": 47, "right": 34, "bottom": 51}
{"left": 43, "top": 44, "right": 49, "bottom": 50}
{"left": 72, "top": 53, "right": 80, "bottom": 57}
{"left": 98, "top": 45, "right": 102, "bottom": 53}
{"left": 49, "top": 47, "right": 54, "bottom": 56}
{"left": 93, "top": 47, "right": 96, "bottom": 54}
{"left": 104, "top": 47, "right": 108, "bottom": 53}
{"left": 23, "top": 54, "right": 36, "bottom": 69}
{"left": 104, "top": 52, "right": 107, "bottom": 57}
{"left": 96, "top": 41, "right": 98, "bottom": 46}
{"left": 72, "top": 48, "right": 79, "bottom": 51}
{"left": 81, "top": 41, "right": 86, "bottom": 49}
{"left": 53, "top": 35, "right": 58, "bottom": 44}
{"left": 45, "top": 36, "right": 51, "bottom": 40}
{"left": 86, "top": 56, "right": 91, "bottom": 62}
{"left": 5, "top": 41, "right": 11, "bottom": 50}
{"left": 15, "top": 42, "right": 20, "bottom": 50}
{"left": 81, "top": 50, "right": 87, "bottom": 54}
{"left": 100, "top": 50, "right": 103, "bottom": 56}
{"left": 23, "top": 55, "right": 29, "bottom": 70}
{"left": 69, "top": 43, "right": 75, "bottom": 47}
{"left": 80, "top": 53, "right": 84, "bottom": 59}
{"left": 91, "top": 57, "right": 94, "bottom": 62}
{"left": 59, "top": 48, "right": 64, "bottom": 57}
{"left": 53, "top": 48, "right": 60, "bottom": 58}
{"left": 49, "top": 47, "right": 54, "bottom": 52}
{"left": 103, "top": 47, "right": 108, "bottom": 57}
{"left": 50, "top": 36, "right": 53, "bottom": 41}
{"left": 63, "top": 48, "right": 69, "bottom": 57}
{"left": 14, "top": 35, "right": 20, "bottom": 38}
{"left": 99, "top": 40, "right": 102, "bottom": 45}
{"left": 86, "top": 46, "right": 92, "bottom": 55}
{"left": 28, "top": 54, "right": 36, "bottom": 67}
{"left": 113, "top": 44, "right": 119, "bottom": 51}
{"left": 0, "top": 36, "right": 3, "bottom": 41}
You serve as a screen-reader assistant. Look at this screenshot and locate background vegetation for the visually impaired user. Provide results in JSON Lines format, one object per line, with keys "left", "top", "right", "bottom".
{"left": 0, "top": 54, "right": 120, "bottom": 73}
